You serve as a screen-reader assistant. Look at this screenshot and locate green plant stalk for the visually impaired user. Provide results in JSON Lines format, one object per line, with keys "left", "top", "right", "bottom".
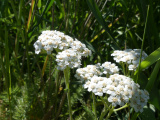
{"left": 106, "top": 106, "right": 114, "bottom": 120}
{"left": 9, "top": 0, "right": 18, "bottom": 21}
{"left": 25, "top": 36, "right": 30, "bottom": 80}
{"left": 63, "top": 66, "right": 72, "bottom": 120}
{"left": 5, "top": 27, "right": 12, "bottom": 120}
{"left": 15, "top": 0, "right": 23, "bottom": 54}
{"left": 120, "top": 63, "right": 126, "bottom": 75}
{"left": 99, "top": 98, "right": 110, "bottom": 120}
{"left": 106, "top": 73, "right": 110, "bottom": 78}
{"left": 113, "top": 104, "right": 129, "bottom": 112}
{"left": 5, "top": 4, "right": 12, "bottom": 119}
{"left": 100, "top": 96, "right": 109, "bottom": 108}
{"left": 92, "top": 93, "right": 97, "bottom": 119}
{"left": 136, "top": 5, "right": 150, "bottom": 83}
{"left": 0, "top": 34, "right": 5, "bottom": 86}
{"left": 65, "top": 0, "right": 71, "bottom": 33}
{"left": 42, "top": 55, "right": 49, "bottom": 77}
{"left": 99, "top": 106, "right": 109, "bottom": 120}
{"left": 54, "top": 68, "right": 60, "bottom": 118}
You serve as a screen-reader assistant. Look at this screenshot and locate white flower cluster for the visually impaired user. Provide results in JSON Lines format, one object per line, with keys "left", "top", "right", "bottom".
{"left": 101, "top": 62, "right": 119, "bottom": 75}
{"left": 75, "top": 62, "right": 119, "bottom": 81}
{"left": 34, "top": 30, "right": 73, "bottom": 54}
{"left": 56, "top": 49, "right": 81, "bottom": 70}
{"left": 130, "top": 89, "right": 149, "bottom": 113}
{"left": 111, "top": 49, "right": 148, "bottom": 71}
{"left": 70, "top": 40, "right": 92, "bottom": 57}
{"left": 107, "top": 74, "right": 149, "bottom": 113}
{"left": 34, "top": 30, "right": 92, "bottom": 70}
{"left": 75, "top": 64, "right": 102, "bottom": 81}
{"left": 75, "top": 63, "right": 149, "bottom": 112}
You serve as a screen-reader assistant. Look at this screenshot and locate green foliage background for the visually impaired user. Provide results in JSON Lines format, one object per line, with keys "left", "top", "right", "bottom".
{"left": 0, "top": 0, "right": 160, "bottom": 119}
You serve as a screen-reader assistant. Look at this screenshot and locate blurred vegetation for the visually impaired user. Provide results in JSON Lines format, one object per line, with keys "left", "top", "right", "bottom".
{"left": 0, "top": 0, "right": 160, "bottom": 119}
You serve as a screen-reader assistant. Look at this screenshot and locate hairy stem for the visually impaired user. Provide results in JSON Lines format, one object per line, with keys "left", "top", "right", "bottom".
{"left": 63, "top": 67, "right": 72, "bottom": 120}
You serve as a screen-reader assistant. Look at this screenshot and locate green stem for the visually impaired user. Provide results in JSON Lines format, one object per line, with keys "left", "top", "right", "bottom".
{"left": 5, "top": 3, "right": 12, "bottom": 119}
{"left": 113, "top": 104, "right": 129, "bottom": 112}
{"left": 99, "top": 99, "right": 110, "bottom": 120}
{"left": 120, "top": 62, "right": 126, "bottom": 75}
{"left": 106, "top": 73, "right": 110, "bottom": 78}
{"left": 99, "top": 106, "right": 109, "bottom": 120}
{"left": 136, "top": 5, "right": 150, "bottom": 83}
{"left": 100, "top": 96, "right": 109, "bottom": 108}
{"left": 63, "top": 67, "right": 72, "bottom": 120}
{"left": 92, "top": 93, "right": 97, "bottom": 119}
{"left": 106, "top": 106, "right": 114, "bottom": 120}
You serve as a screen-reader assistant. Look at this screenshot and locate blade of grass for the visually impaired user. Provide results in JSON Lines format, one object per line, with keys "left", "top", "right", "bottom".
{"left": 15, "top": 0, "right": 23, "bottom": 52}
{"left": 29, "top": 0, "right": 55, "bottom": 32}
{"left": 138, "top": 0, "right": 160, "bottom": 51}
{"left": 136, "top": 5, "right": 149, "bottom": 83}
{"left": 27, "top": 0, "right": 35, "bottom": 32}
{"left": 86, "top": 0, "right": 120, "bottom": 49}
{"left": 45, "top": 0, "right": 56, "bottom": 14}
{"left": 5, "top": 6, "right": 12, "bottom": 120}
{"left": 148, "top": 0, "right": 160, "bottom": 49}
{"left": 146, "top": 60, "right": 160, "bottom": 92}
{"left": 90, "top": 13, "right": 124, "bottom": 43}
{"left": 9, "top": 0, "right": 18, "bottom": 22}
{"left": 0, "top": 17, "right": 5, "bottom": 85}
{"left": 65, "top": 0, "right": 71, "bottom": 33}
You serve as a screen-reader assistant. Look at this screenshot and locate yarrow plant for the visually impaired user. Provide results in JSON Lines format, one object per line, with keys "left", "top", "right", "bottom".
{"left": 75, "top": 49, "right": 149, "bottom": 119}
{"left": 34, "top": 30, "right": 92, "bottom": 70}
{"left": 34, "top": 30, "right": 92, "bottom": 120}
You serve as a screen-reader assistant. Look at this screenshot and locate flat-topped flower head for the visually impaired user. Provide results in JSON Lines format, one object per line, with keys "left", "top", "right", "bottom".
{"left": 34, "top": 30, "right": 92, "bottom": 55}
{"left": 111, "top": 49, "right": 148, "bottom": 71}
{"left": 34, "top": 30, "right": 73, "bottom": 54}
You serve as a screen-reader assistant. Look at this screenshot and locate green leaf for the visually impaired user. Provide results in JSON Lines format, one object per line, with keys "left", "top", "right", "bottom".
{"left": 135, "top": 47, "right": 160, "bottom": 72}
{"left": 145, "top": 60, "right": 160, "bottom": 92}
